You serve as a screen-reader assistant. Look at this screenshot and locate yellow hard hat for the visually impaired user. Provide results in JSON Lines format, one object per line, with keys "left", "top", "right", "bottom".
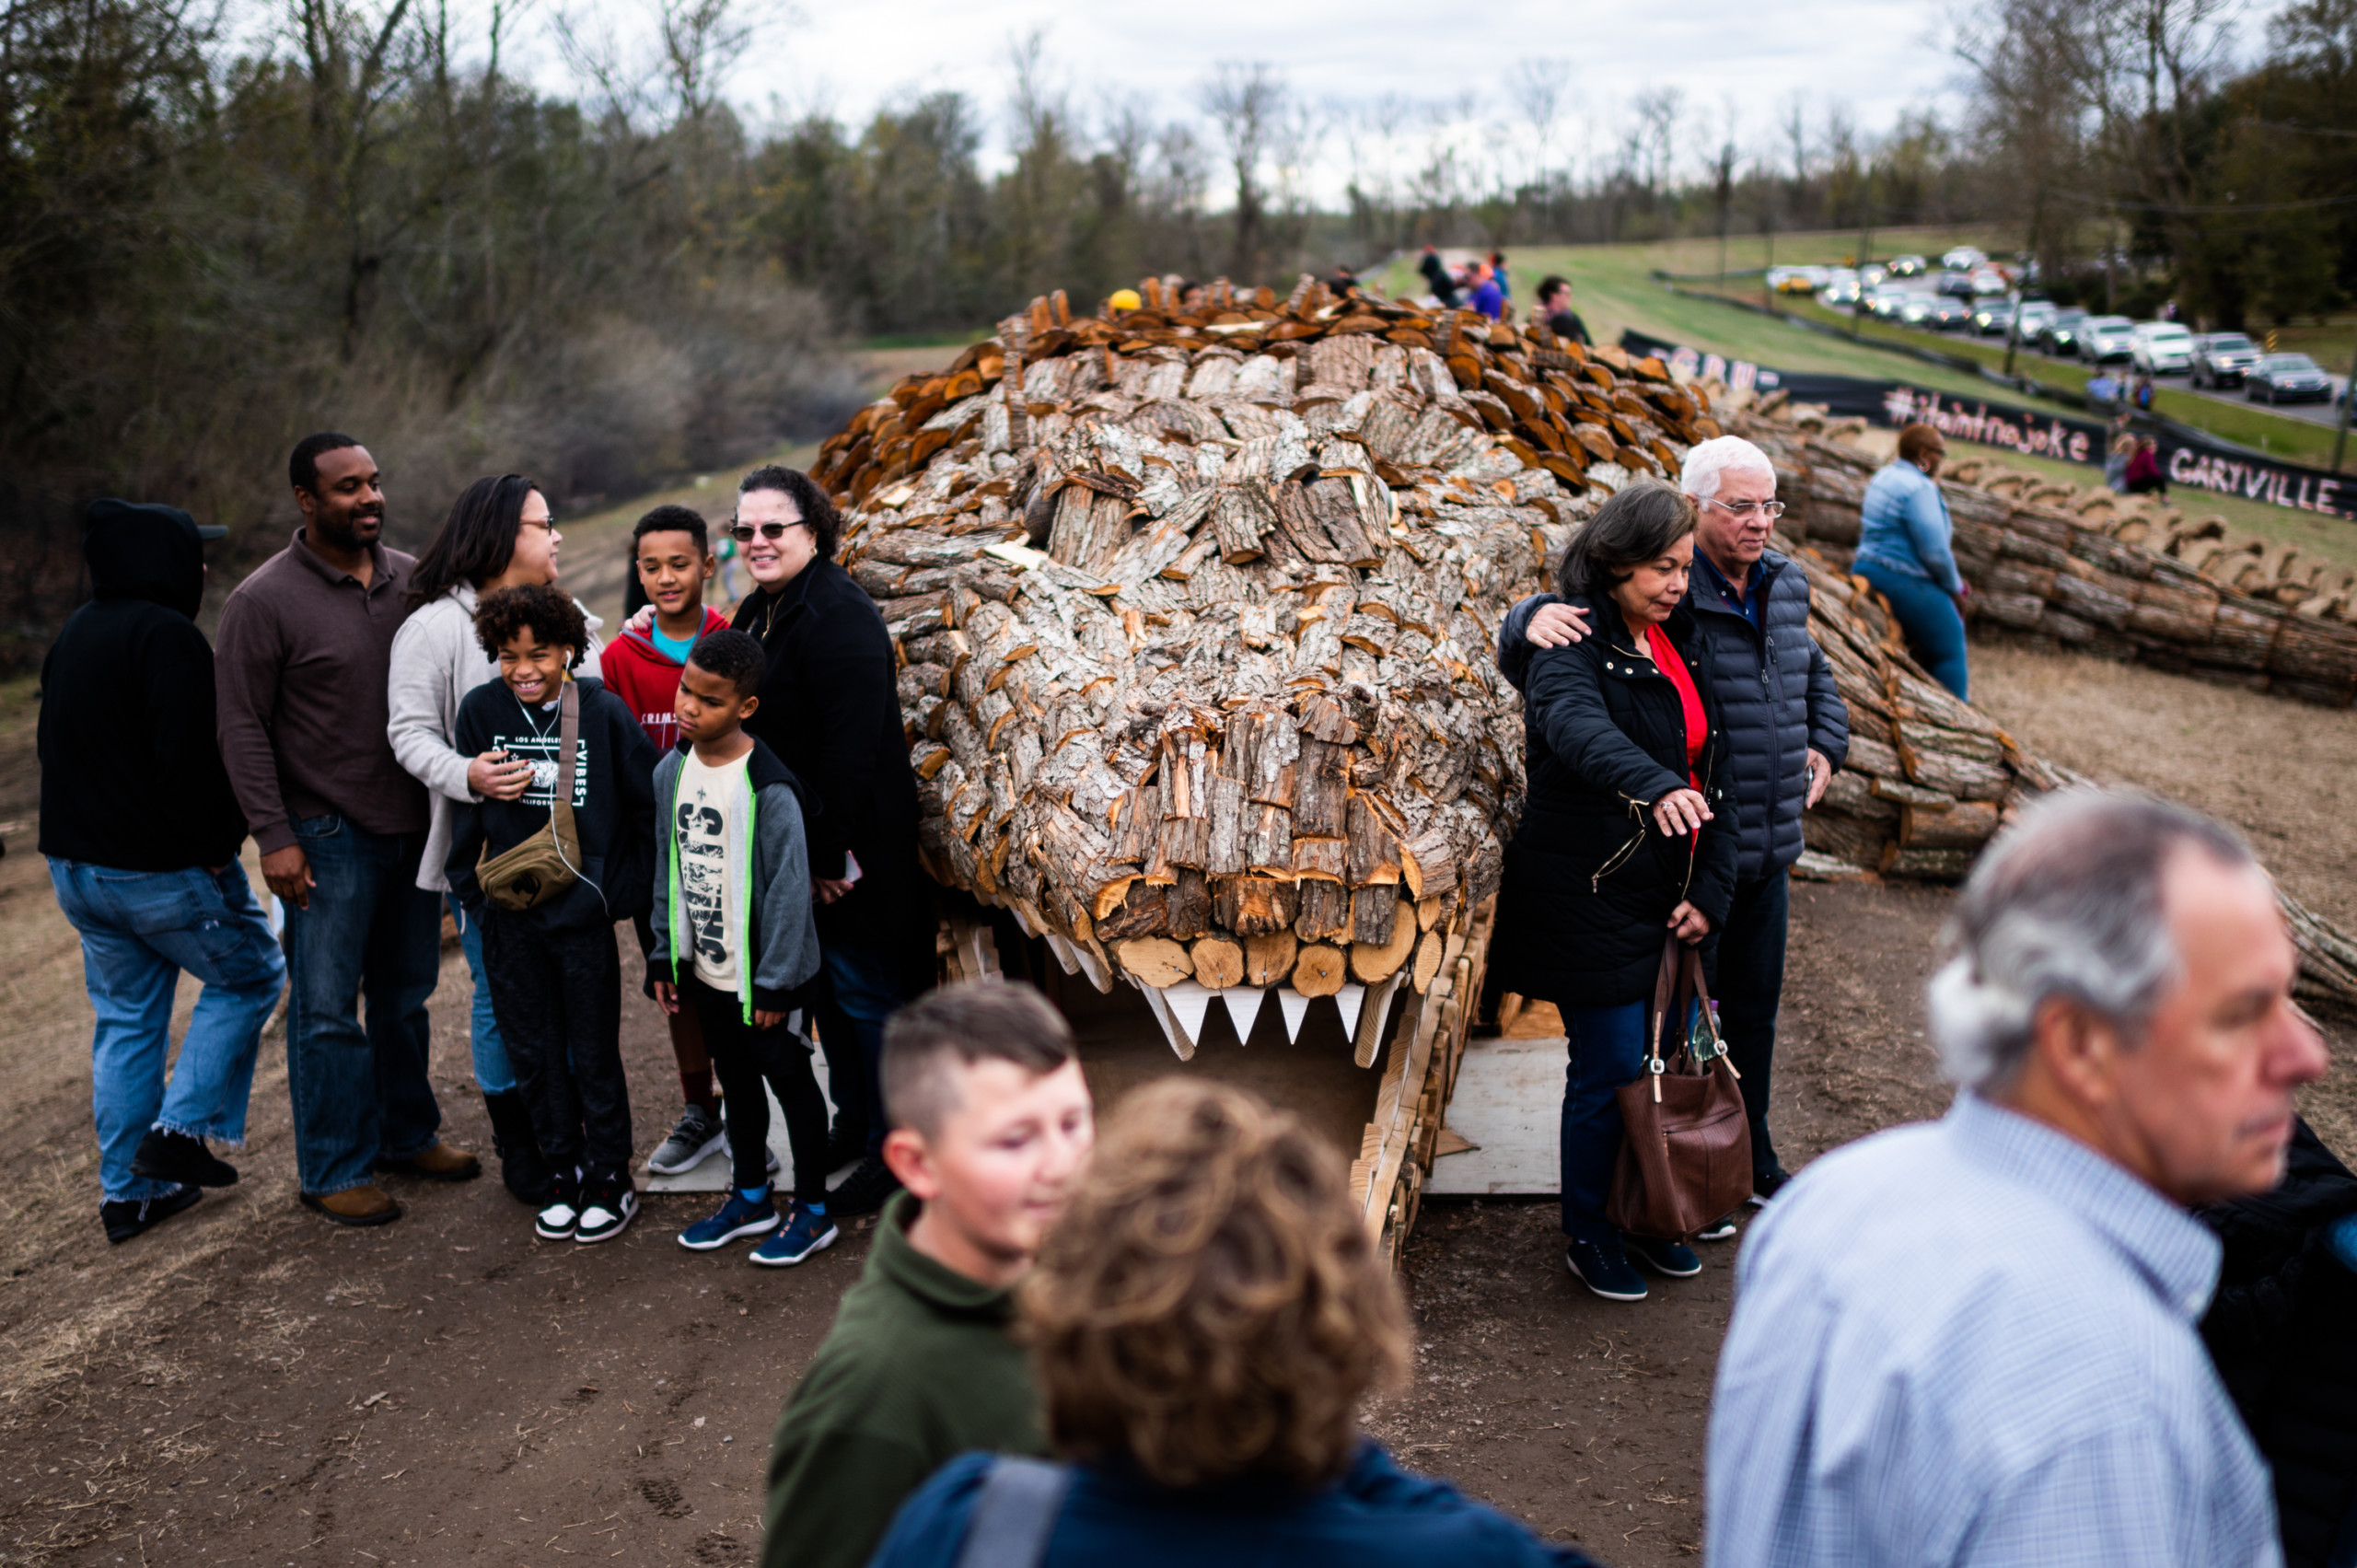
{"left": 1109, "top": 289, "right": 1143, "bottom": 312}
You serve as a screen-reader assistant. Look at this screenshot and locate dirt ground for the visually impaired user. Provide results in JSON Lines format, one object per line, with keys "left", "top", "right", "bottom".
{"left": 0, "top": 636, "right": 2351, "bottom": 1568}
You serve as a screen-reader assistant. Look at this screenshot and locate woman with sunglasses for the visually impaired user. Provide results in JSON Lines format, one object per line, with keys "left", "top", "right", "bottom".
{"left": 387, "top": 474, "right": 606, "bottom": 1206}
{"left": 722, "top": 465, "right": 925, "bottom": 1218}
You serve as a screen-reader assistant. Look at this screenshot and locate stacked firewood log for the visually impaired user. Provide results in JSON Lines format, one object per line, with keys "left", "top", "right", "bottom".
{"left": 1744, "top": 412, "right": 2357, "bottom": 707}
{"left": 814, "top": 277, "right": 1722, "bottom": 1060}
{"left": 807, "top": 282, "right": 2357, "bottom": 1057}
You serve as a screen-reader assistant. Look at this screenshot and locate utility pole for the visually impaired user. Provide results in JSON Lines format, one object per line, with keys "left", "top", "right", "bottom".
{"left": 1852, "top": 166, "right": 1873, "bottom": 338}
{"left": 2335, "top": 344, "right": 2357, "bottom": 473}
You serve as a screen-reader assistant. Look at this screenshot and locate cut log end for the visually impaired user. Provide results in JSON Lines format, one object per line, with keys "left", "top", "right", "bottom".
{"left": 1292, "top": 943, "right": 1347, "bottom": 997}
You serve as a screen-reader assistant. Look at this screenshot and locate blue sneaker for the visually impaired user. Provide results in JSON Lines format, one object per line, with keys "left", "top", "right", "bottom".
{"left": 678, "top": 1190, "right": 776, "bottom": 1251}
{"left": 751, "top": 1204, "right": 839, "bottom": 1268}
{"left": 1565, "top": 1240, "right": 1647, "bottom": 1302}
{"left": 1629, "top": 1237, "right": 1702, "bottom": 1278}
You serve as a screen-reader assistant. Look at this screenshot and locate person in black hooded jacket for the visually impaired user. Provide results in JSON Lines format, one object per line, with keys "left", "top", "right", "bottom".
{"left": 40, "top": 499, "right": 286, "bottom": 1244}
{"left": 1493, "top": 480, "right": 1736, "bottom": 1306}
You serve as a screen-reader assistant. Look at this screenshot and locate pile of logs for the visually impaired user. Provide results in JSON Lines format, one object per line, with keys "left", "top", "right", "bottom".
{"left": 1766, "top": 538, "right": 2062, "bottom": 884}
{"left": 1748, "top": 414, "right": 2357, "bottom": 707}
{"left": 807, "top": 279, "right": 2357, "bottom": 1101}
{"left": 815, "top": 276, "right": 1720, "bottom": 1066}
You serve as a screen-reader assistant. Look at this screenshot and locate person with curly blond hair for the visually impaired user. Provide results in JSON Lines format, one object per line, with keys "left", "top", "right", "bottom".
{"left": 865, "top": 1079, "right": 1600, "bottom": 1568}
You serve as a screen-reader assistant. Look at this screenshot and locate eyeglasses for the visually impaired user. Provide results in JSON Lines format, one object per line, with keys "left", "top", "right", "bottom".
{"left": 1702, "top": 498, "right": 1787, "bottom": 520}
{"left": 729, "top": 521, "right": 805, "bottom": 541}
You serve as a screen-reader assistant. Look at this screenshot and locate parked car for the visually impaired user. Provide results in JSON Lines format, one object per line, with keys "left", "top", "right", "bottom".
{"left": 1941, "top": 246, "right": 1988, "bottom": 272}
{"left": 1936, "top": 269, "right": 1979, "bottom": 298}
{"left": 1887, "top": 254, "right": 1927, "bottom": 277}
{"left": 1767, "top": 266, "right": 1816, "bottom": 294}
{"left": 1898, "top": 296, "right": 1939, "bottom": 327}
{"left": 2246, "top": 353, "right": 2333, "bottom": 403}
{"left": 1924, "top": 298, "right": 1975, "bottom": 331}
{"left": 1968, "top": 268, "right": 2011, "bottom": 297}
{"left": 1819, "top": 271, "right": 1863, "bottom": 308}
{"left": 2013, "top": 300, "right": 2059, "bottom": 341}
{"left": 2039, "top": 308, "right": 2091, "bottom": 356}
{"left": 2078, "top": 316, "right": 2137, "bottom": 363}
{"left": 1866, "top": 287, "right": 1910, "bottom": 319}
{"left": 1972, "top": 303, "right": 2016, "bottom": 337}
{"left": 2130, "top": 322, "right": 2195, "bottom": 375}
{"left": 2189, "top": 331, "right": 2261, "bottom": 388}
{"left": 1859, "top": 263, "right": 1889, "bottom": 288}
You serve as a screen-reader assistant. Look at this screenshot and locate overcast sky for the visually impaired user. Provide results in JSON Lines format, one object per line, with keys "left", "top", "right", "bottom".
{"left": 493, "top": 0, "right": 2291, "bottom": 200}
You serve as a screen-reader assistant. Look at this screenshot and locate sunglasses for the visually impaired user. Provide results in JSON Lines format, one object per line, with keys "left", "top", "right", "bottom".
{"left": 729, "top": 520, "right": 805, "bottom": 542}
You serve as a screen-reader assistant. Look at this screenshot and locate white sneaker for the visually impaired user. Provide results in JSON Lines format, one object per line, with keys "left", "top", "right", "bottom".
{"left": 574, "top": 1186, "right": 637, "bottom": 1244}
{"left": 535, "top": 1195, "right": 580, "bottom": 1240}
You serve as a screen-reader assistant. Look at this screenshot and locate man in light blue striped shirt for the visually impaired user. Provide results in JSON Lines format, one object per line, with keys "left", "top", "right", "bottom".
{"left": 1708, "top": 790, "right": 2330, "bottom": 1568}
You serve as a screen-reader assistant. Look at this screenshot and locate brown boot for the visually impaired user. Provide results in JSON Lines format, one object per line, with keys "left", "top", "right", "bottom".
{"left": 376, "top": 1140, "right": 482, "bottom": 1182}
{"left": 299, "top": 1185, "right": 402, "bottom": 1226}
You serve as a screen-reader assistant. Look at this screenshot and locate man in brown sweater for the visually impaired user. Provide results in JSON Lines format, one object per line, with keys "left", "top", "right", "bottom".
{"left": 213, "top": 434, "right": 478, "bottom": 1225}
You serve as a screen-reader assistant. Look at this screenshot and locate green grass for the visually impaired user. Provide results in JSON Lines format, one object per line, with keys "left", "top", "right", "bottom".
{"left": 1376, "top": 230, "right": 2355, "bottom": 469}
{"left": 1941, "top": 436, "right": 2357, "bottom": 573}
{"left": 1374, "top": 229, "right": 2357, "bottom": 538}
{"left": 1376, "top": 228, "right": 2092, "bottom": 413}
{"left": 1743, "top": 286, "right": 2354, "bottom": 469}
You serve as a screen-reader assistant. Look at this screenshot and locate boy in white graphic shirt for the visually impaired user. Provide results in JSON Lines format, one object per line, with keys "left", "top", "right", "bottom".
{"left": 649, "top": 630, "right": 833, "bottom": 1266}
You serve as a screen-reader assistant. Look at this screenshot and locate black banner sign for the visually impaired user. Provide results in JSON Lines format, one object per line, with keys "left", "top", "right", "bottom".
{"left": 1620, "top": 330, "right": 2357, "bottom": 521}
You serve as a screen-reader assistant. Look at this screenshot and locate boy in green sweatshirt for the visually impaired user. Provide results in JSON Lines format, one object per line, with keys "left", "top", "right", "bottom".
{"left": 758, "top": 982, "right": 1094, "bottom": 1568}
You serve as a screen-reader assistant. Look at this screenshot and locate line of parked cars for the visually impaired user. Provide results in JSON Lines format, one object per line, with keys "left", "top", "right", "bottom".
{"left": 1758, "top": 254, "right": 2340, "bottom": 405}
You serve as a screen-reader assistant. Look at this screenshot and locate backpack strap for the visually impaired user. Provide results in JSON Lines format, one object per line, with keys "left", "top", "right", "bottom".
{"left": 552, "top": 677, "right": 582, "bottom": 869}
{"left": 952, "top": 1457, "right": 1072, "bottom": 1568}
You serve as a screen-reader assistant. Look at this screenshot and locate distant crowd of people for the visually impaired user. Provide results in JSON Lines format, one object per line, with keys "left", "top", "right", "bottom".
{"left": 34, "top": 396, "right": 2357, "bottom": 1565}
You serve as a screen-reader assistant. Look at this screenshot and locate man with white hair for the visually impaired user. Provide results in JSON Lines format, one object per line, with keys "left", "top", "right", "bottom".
{"left": 1499, "top": 434, "right": 1848, "bottom": 1229}
{"left": 1706, "top": 789, "right": 2327, "bottom": 1568}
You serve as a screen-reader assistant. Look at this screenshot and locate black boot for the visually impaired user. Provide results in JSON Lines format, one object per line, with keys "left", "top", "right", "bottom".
{"left": 483, "top": 1090, "right": 554, "bottom": 1207}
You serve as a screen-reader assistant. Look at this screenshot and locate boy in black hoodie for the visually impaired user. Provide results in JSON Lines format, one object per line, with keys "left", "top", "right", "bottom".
{"left": 447, "top": 585, "right": 657, "bottom": 1243}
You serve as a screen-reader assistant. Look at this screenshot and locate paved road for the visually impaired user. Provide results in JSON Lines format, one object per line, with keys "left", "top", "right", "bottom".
{"left": 1840, "top": 274, "right": 2353, "bottom": 430}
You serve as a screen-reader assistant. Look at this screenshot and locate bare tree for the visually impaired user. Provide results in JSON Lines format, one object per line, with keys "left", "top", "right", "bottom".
{"left": 1199, "top": 60, "right": 1284, "bottom": 282}
{"left": 1507, "top": 57, "right": 1572, "bottom": 192}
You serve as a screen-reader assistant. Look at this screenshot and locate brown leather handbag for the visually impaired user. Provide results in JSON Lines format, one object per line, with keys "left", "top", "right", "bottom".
{"left": 1604, "top": 936, "right": 1754, "bottom": 1241}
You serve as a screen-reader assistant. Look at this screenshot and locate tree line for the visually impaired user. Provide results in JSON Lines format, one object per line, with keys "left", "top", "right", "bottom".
{"left": 5, "top": 0, "right": 2014, "bottom": 668}
{"left": 1957, "top": 0, "right": 2357, "bottom": 327}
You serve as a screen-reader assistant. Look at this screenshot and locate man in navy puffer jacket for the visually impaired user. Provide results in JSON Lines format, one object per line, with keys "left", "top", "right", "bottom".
{"left": 1499, "top": 436, "right": 1849, "bottom": 1216}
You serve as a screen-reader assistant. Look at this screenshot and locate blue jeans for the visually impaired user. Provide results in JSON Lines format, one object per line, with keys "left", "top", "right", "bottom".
{"left": 49, "top": 859, "right": 285, "bottom": 1202}
{"left": 282, "top": 816, "right": 444, "bottom": 1195}
{"left": 1858, "top": 561, "right": 1969, "bottom": 701}
{"left": 1560, "top": 1000, "right": 1650, "bottom": 1246}
{"left": 444, "top": 894, "right": 516, "bottom": 1095}
{"left": 818, "top": 941, "right": 904, "bottom": 1157}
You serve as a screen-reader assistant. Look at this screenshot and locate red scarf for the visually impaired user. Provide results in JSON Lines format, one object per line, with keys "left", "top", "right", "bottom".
{"left": 1647, "top": 622, "right": 1706, "bottom": 789}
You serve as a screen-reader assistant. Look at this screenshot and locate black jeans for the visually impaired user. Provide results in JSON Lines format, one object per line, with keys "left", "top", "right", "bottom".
{"left": 481, "top": 914, "right": 631, "bottom": 1180}
{"left": 682, "top": 974, "right": 830, "bottom": 1204}
{"left": 1713, "top": 870, "right": 1791, "bottom": 1179}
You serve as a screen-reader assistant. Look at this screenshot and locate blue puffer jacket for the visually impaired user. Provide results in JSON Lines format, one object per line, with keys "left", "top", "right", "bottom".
{"left": 1500, "top": 549, "right": 1851, "bottom": 883}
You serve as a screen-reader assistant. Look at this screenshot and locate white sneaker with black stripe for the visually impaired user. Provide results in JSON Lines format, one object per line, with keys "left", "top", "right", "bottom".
{"left": 575, "top": 1181, "right": 637, "bottom": 1244}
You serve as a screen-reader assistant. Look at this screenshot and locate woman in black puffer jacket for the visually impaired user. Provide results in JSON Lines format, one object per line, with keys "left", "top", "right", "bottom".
{"left": 1494, "top": 480, "right": 1737, "bottom": 1306}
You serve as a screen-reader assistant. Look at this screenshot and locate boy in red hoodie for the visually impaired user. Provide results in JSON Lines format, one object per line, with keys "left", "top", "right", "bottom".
{"left": 601, "top": 505, "right": 741, "bottom": 1176}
